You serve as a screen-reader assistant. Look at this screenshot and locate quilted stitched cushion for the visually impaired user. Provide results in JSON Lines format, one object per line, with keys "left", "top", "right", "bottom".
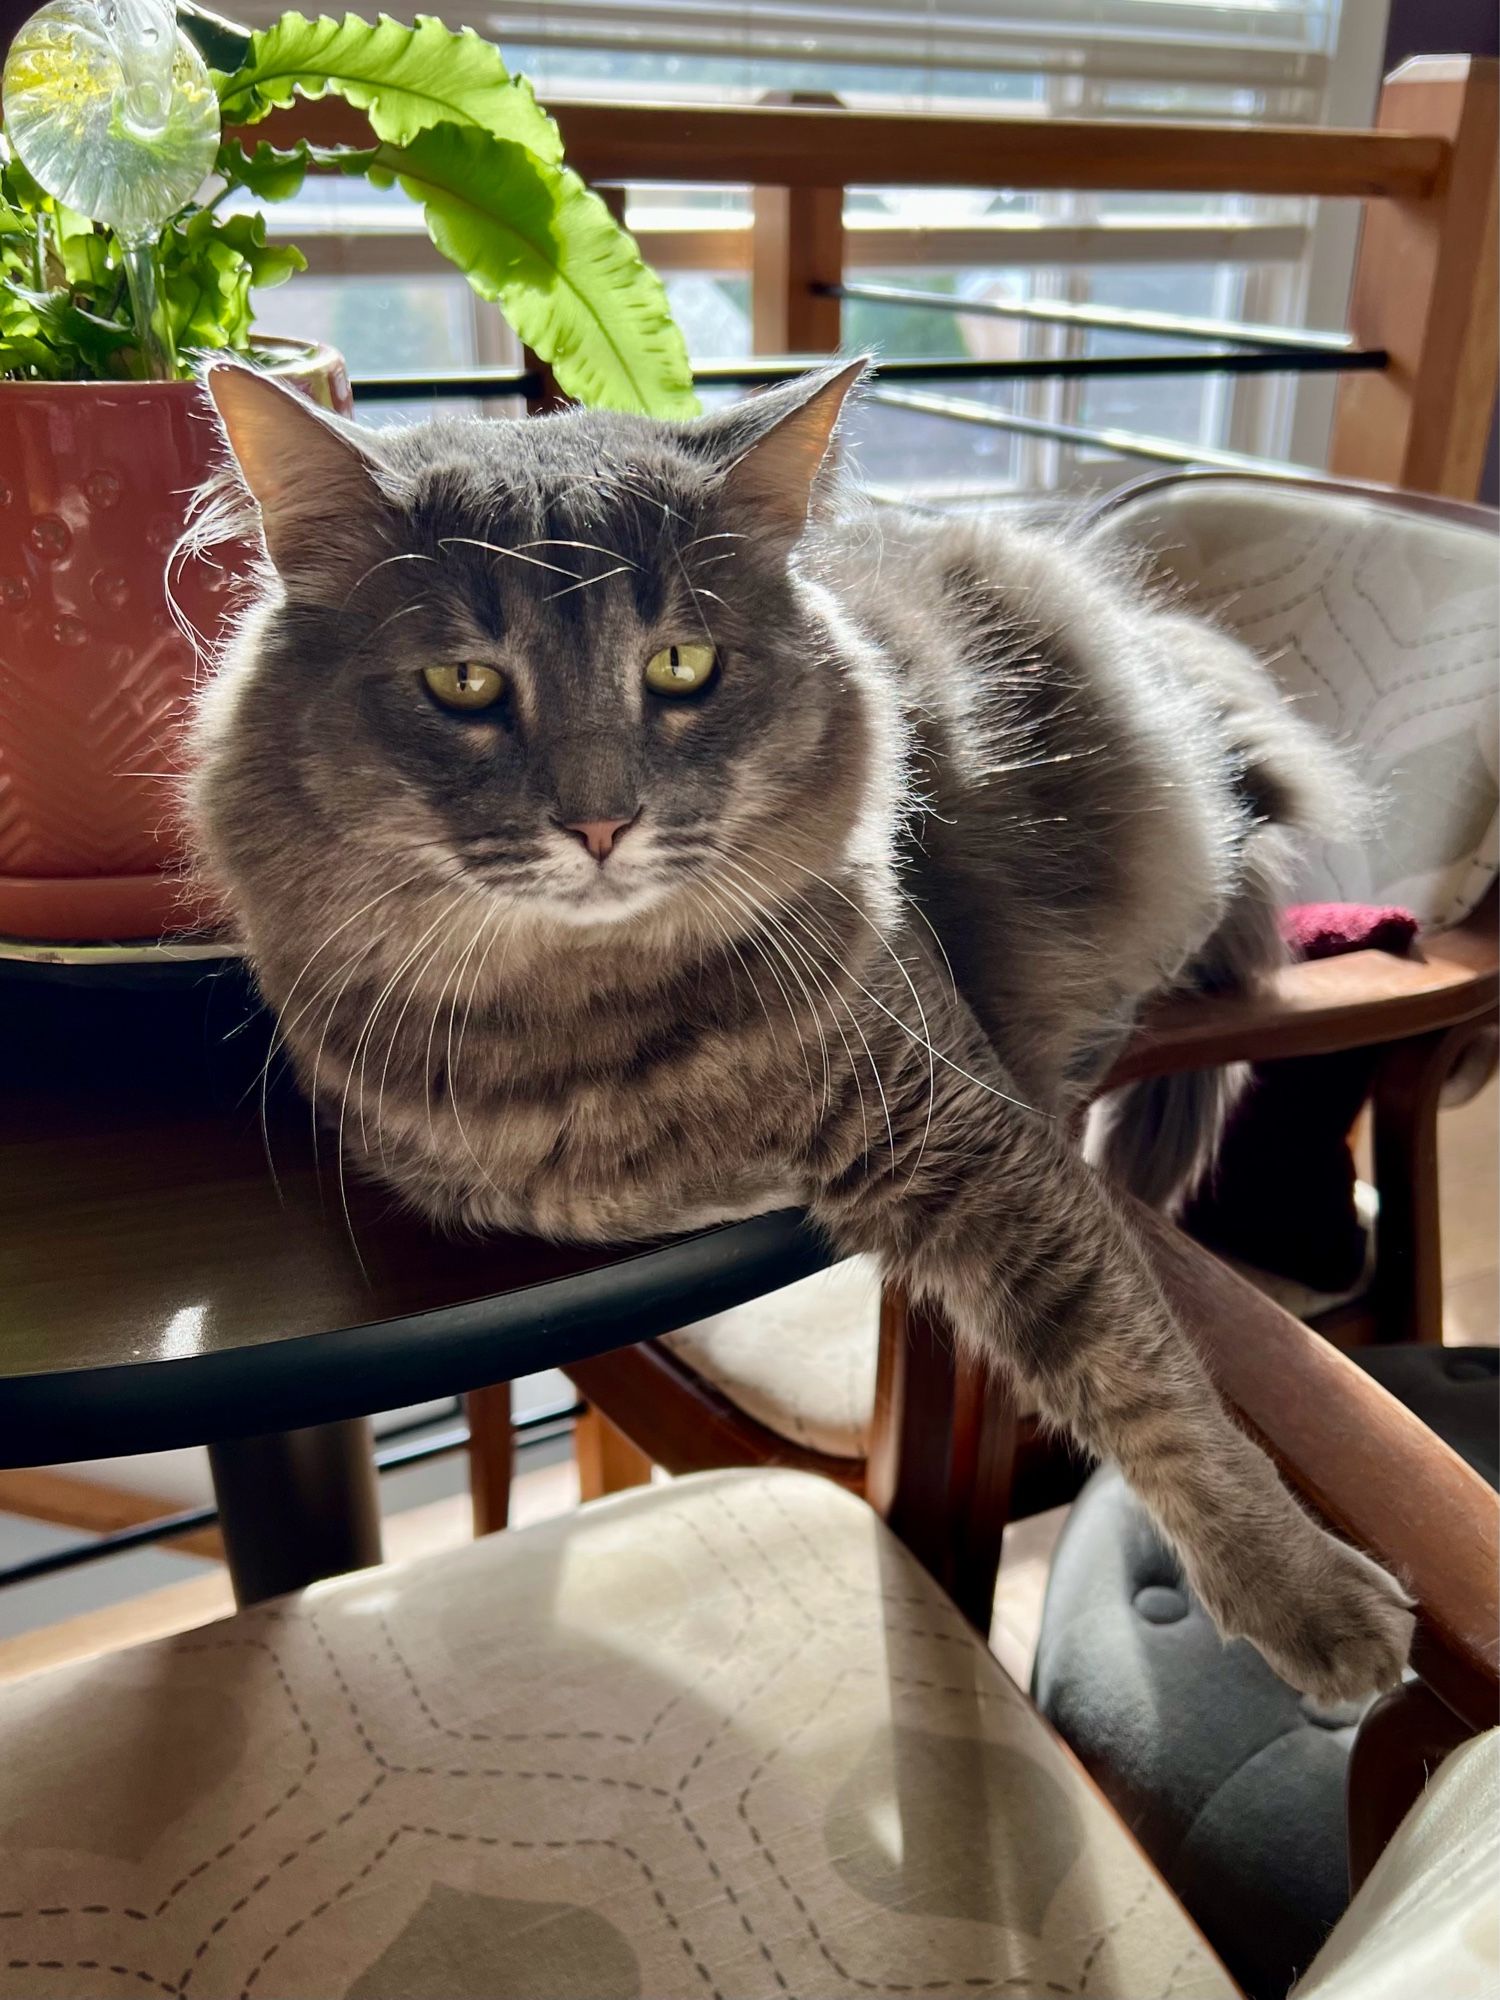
{"left": 1094, "top": 478, "right": 1499, "bottom": 931}
{"left": 0, "top": 1471, "right": 1236, "bottom": 2000}
{"left": 661, "top": 1256, "right": 881, "bottom": 1458}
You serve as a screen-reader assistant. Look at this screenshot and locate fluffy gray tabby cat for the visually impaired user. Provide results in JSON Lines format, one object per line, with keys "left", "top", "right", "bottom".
{"left": 189, "top": 358, "right": 1412, "bottom": 1703}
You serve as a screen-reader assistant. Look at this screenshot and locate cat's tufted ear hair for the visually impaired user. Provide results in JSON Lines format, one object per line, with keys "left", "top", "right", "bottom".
{"left": 202, "top": 361, "right": 402, "bottom": 580}
{"left": 699, "top": 356, "right": 869, "bottom": 542}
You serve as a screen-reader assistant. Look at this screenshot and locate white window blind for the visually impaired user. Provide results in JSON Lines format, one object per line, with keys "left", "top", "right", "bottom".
{"left": 230, "top": 1, "right": 1348, "bottom": 116}
{"left": 493, "top": 3, "right": 1331, "bottom": 80}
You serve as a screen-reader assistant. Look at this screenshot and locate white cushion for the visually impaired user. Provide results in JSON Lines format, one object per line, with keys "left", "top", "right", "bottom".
{"left": 1096, "top": 478, "right": 1499, "bottom": 931}
{"left": 0, "top": 1470, "right": 1236, "bottom": 2000}
{"left": 1295, "top": 1726, "right": 1500, "bottom": 2000}
{"left": 662, "top": 1256, "right": 881, "bottom": 1458}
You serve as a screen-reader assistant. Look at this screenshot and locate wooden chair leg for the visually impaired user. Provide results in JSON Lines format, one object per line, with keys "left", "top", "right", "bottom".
{"left": 868, "top": 1280, "right": 1021, "bottom": 1632}
{"left": 1346, "top": 1679, "right": 1474, "bottom": 1892}
{"left": 1370, "top": 1024, "right": 1476, "bottom": 1344}
{"left": 574, "top": 1404, "right": 655, "bottom": 1502}
{"left": 465, "top": 1382, "right": 513, "bottom": 1536}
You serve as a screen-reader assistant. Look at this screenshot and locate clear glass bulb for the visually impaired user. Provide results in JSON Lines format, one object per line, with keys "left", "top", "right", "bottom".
{"left": 3, "top": 0, "right": 220, "bottom": 244}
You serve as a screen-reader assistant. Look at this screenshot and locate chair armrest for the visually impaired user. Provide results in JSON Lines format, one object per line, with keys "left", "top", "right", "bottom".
{"left": 1106, "top": 895, "right": 1498, "bottom": 1083}
{"left": 1134, "top": 1206, "right": 1499, "bottom": 1732}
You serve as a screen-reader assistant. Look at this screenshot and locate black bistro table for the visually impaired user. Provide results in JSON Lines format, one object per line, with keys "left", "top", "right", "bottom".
{"left": 0, "top": 956, "right": 830, "bottom": 1603}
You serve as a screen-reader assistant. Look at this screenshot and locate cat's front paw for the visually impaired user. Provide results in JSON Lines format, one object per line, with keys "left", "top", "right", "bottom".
{"left": 1204, "top": 1527, "right": 1414, "bottom": 1704}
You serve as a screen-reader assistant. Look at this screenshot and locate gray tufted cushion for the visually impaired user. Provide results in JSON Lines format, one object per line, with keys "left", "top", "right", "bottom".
{"left": 1033, "top": 1347, "right": 1499, "bottom": 2000}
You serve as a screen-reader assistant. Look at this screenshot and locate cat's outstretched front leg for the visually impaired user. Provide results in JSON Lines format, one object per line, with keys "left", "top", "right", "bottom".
{"left": 809, "top": 986, "right": 1413, "bottom": 1704}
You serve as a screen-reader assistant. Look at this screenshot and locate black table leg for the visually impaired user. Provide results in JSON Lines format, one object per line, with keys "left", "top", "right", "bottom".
{"left": 208, "top": 1418, "right": 383, "bottom": 1606}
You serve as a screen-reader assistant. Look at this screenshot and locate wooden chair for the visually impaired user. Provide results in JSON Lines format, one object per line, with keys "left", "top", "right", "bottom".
{"left": 1, "top": 1217, "right": 1492, "bottom": 2000}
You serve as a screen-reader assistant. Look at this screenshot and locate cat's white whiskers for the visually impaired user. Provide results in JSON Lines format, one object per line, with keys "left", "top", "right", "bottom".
{"left": 545, "top": 566, "right": 634, "bottom": 602}
{"left": 521, "top": 538, "right": 640, "bottom": 570}
{"left": 308, "top": 940, "right": 380, "bottom": 1228}
{"left": 738, "top": 844, "right": 938, "bottom": 1182}
{"left": 720, "top": 856, "right": 890, "bottom": 1170}
{"left": 692, "top": 878, "right": 788, "bottom": 1067}
{"left": 340, "top": 551, "right": 440, "bottom": 610}
{"left": 363, "top": 600, "right": 429, "bottom": 647}
{"left": 439, "top": 536, "right": 578, "bottom": 579}
{"left": 373, "top": 894, "right": 473, "bottom": 1165}
{"left": 707, "top": 875, "right": 819, "bottom": 1123}
{"left": 443, "top": 908, "right": 513, "bottom": 1197}
{"left": 748, "top": 839, "right": 1038, "bottom": 1138}
{"left": 348, "top": 899, "right": 469, "bottom": 1158}
{"left": 251, "top": 869, "right": 429, "bottom": 1196}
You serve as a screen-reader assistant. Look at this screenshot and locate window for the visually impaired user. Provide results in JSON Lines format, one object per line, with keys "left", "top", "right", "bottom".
{"left": 238, "top": 0, "right": 1392, "bottom": 494}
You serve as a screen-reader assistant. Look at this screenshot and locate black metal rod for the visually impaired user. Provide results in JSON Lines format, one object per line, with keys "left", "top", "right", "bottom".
{"left": 823, "top": 281, "right": 1370, "bottom": 357}
{"left": 0, "top": 1399, "right": 586, "bottom": 1591}
{"left": 870, "top": 384, "right": 1297, "bottom": 474}
{"left": 350, "top": 347, "right": 1382, "bottom": 406}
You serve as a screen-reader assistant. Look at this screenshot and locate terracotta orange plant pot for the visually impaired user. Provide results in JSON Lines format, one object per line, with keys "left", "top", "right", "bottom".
{"left": 0, "top": 338, "right": 351, "bottom": 943}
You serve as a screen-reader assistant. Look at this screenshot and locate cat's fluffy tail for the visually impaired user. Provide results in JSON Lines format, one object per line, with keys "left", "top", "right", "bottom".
{"left": 1088, "top": 611, "right": 1368, "bottom": 1212}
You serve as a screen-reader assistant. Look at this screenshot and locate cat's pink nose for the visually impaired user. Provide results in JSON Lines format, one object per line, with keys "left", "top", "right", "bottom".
{"left": 562, "top": 815, "right": 635, "bottom": 862}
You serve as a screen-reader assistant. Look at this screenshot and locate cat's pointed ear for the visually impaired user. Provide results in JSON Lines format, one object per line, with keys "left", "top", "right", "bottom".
{"left": 710, "top": 357, "right": 869, "bottom": 541}
{"left": 202, "top": 362, "right": 394, "bottom": 577}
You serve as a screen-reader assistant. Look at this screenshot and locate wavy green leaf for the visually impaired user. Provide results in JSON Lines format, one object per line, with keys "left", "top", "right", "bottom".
{"left": 216, "top": 139, "right": 310, "bottom": 203}
{"left": 214, "top": 12, "right": 561, "bottom": 163}
{"left": 369, "top": 125, "right": 697, "bottom": 419}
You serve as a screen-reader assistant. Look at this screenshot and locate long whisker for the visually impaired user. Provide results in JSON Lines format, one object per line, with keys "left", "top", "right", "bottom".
{"left": 435, "top": 910, "right": 508, "bottom": 1203}
{"left": 692, "top": 878, "right": 786, "bottom": 1064}
{"left": 545, "top": 565, "right": 634, "bottom": 602}
{"left": 706, "top": 876, "right": 817, "bottom": 1118}
{"left": 520, "top": 538, "right": 640, "bottom": 570}
{"left": 740, "top": 852, "right": 928, "bottom": 1183}
{"left": 251, "top": 869, "right": 428, "bottom": 1196}
{"left": 748, "top": 839, "right": 1038, "bottom": 1120}
{"left": 719, "top": 857, "right": 889, "bottom": 1170}
{"left": 439, "top": 536, "right": 577, "bottom": 579}
{"left": 339, "top": 551, "right": 440, "bottom": 610}
{"left": 373, "top": 893, "right": 471, "bottom": 1166}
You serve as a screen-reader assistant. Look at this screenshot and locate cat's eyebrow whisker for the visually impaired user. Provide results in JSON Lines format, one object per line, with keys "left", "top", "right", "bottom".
{"left": 545, "top": 565, "right": 634, "bottom": 602}
{"left": 363, "top": 600, "right": 429, "bottom": 647}
{"left": 520, "top": 539, "right": 640, "bottom": 571}
{"left": 682, "top": 532, "right": 747, "bottom": 551}
{"left": 440, "top": 536, "right": 578, "bottom": 579}
{"left": 687, "top": 584, "right": 728, "bottom": 608}
{"left": 340, "top": 551, "right": 440, "bottom": 610}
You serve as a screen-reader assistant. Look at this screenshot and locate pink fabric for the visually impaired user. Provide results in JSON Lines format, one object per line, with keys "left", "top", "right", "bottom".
{"left": 1185, "top": 902, "right": 1420, "bottom": 1292}
{"left": 1281, "top": 903, "right": 1419, "bottom": 963}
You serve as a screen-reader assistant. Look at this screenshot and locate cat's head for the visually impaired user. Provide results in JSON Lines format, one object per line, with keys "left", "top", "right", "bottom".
{"left": 188, "top": 359, "right": 896, "bottom": 961}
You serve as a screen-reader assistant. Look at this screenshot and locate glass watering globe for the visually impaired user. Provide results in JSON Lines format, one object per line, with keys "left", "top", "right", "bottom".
{"left": 2, "top": 0, "right": 221, "bottom": 375}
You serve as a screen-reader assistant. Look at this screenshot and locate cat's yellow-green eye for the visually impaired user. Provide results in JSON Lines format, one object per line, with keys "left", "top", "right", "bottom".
{"left": 422, "top": 662, "right": 504, "bottom": 712}
{"left": 645, "top": 642, "right": 717, "bottom": 697}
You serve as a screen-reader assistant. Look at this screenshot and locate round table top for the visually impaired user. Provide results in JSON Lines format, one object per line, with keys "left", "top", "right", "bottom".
{"left": 0, "top": 964, "right": 828, "bottom": 1465}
